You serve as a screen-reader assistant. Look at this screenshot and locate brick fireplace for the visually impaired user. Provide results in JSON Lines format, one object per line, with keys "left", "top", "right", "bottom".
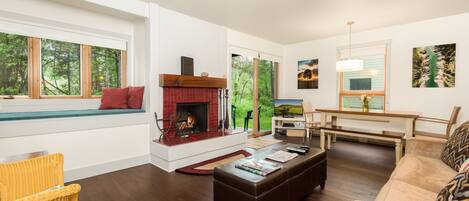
{"left": 159, "top": 74, "right": 229, "bottom": 146}
{"left": 163, "top": 87, "right": 219, "bottom": 136}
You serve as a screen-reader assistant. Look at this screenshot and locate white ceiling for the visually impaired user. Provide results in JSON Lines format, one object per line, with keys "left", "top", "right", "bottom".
{"left": 152, "top": 0, "right": 469, "bottom": 44}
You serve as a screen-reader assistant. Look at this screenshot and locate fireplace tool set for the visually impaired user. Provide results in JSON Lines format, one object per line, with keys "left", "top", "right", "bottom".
{"left": 218, "top": 88, "right": 230, "bottom": 131}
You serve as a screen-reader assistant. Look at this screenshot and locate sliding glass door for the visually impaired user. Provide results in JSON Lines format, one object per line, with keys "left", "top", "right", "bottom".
{"left": 231, "top": 54, "right": 254, "bottom": 133}
{"left": 231, "top": 53, "right": 278, "bottom": 135}
{"left": 257, "top": 59, "right": 277, "bottom": 131}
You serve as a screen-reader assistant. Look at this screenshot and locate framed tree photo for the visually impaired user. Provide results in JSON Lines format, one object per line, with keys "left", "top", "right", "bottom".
{"left": 297, "top": 59, "right": 318, "bottom": 89}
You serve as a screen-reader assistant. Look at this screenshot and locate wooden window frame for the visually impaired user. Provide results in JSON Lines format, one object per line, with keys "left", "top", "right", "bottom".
{"left": 338, "top": 49, "right": 388, "bottom": 110}
{"left": 1, "top": 35, "right": 128, "bottom": 100}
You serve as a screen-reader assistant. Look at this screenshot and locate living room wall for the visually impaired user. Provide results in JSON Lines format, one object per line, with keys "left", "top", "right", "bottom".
{"left": 281, "top": 13, "right": 469, "bottom": 134}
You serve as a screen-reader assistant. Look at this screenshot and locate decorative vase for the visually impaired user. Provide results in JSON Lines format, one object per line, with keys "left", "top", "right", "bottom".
{"left": 362, "top": 99, "right": 369, "bottom": 112}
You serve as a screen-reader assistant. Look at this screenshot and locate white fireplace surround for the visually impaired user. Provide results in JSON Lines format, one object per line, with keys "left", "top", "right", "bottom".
{"left": 150, "top": 133, "right": 247, "bottom": 172}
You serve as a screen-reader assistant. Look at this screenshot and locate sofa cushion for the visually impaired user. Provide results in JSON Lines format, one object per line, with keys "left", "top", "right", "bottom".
{"left": 436, "top": 169, "right": 469, "bottom": 201}
{"left": 390, "top": 154, "right": 456, "bottom": 193}
{"left": 374, "top": 180, "right": 437, "bottom": 201}
{"left": 406, "top": 136, "right": 447, "bottom": 159}
{"left": 441, "top": 121, "right": 469, "bottom": 171}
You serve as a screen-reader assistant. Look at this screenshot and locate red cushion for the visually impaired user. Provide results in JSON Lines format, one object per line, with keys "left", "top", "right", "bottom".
{"left": 99, "top": 88, "right": 129, "bottom": 110}
{"left": 128, "top": 86, "right": 145, "bottom": 109}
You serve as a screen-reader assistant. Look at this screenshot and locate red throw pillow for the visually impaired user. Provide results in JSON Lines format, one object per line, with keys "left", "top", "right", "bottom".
{"left": 128, "top": 86, "right": 145, "bottom": 109}
{"left": 99, "top": 88, "right": 129, "bottom": 110}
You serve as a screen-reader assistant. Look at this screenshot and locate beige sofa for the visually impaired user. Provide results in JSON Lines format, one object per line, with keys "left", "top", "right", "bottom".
{"left": 375, "top": 136, "right": 457, "bottom": 201}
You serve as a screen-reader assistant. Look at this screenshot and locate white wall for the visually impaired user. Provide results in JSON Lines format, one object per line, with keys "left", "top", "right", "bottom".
{"left": 227, "top": 29, "right": 283, "bottom": 57}
{"left": 158, "top": 7, "right": 228, "bottom": 77}
{"left": 282, "top": 13, "right": 469, "bottom": 134}
{"left": 0, "top": 124, "right": 150, "bottom": 181}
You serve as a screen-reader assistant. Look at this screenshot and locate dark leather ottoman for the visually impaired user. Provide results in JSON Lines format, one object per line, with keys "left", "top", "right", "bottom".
{"left": 213, "top": 143, "right": 327, "bottom": 201}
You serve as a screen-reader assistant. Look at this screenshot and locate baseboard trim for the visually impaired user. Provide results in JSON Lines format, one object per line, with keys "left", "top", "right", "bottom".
{"left": 65, "top": 154, "right": 150, "bottom": 182}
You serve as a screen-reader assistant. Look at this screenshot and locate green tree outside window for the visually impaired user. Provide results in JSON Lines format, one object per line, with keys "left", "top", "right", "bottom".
{"left": 41, "top": 39, "right": 81, "bottom": 96}
{"left": 91, "top": 46, "right": 121, "bottom": 96}
{"left": 0, "top": 33, "right": 29, "bottom": 96}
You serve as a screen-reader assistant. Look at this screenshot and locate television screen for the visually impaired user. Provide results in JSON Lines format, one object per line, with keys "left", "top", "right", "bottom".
{"left": 350, "top": 78, "right": 372, "bottom": 90}
{"left": 274, "top": 99, "right": 303, "bottom": 117}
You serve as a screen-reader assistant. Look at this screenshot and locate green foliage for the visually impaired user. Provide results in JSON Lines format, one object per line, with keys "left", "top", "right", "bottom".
{"left": 0, "top": 33, "right": 28, "bottom": 96}
{"left": 257, "top": 60, "right": 275, "bottom": 130}
{"left": 231, "top": 56, "right": 276, "bottom": 130}
{"left": 41, "top": 39, "right": 81, "bottom": 96}
{"left": 91, "top": 46, "right": 121, "bottom": 95}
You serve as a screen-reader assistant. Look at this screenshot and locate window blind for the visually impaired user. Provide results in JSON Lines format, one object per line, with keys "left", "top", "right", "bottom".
{"left": 0, "top": 17, "right": 127, "bottom": 50}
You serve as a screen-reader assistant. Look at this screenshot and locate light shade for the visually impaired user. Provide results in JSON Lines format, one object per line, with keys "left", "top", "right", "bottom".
{"left": 336, "top": 59, "right": 364, "bottom": 72}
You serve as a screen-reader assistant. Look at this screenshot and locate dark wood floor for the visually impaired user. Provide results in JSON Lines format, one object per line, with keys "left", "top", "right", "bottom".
{"left": 70, "top": 136, "right": 395, "bottom": 201}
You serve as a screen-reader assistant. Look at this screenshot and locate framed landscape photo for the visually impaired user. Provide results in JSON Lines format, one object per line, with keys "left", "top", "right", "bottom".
{"left": 412, "top": 43, "right": 456, "bottom": 88}
{"left": 297, "top": 59, "right": 318, "bottom": 89}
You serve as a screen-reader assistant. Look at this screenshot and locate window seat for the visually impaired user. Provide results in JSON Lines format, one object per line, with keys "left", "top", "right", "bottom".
{"left": 0, "top": 109, "right": 145, "bottom": 121}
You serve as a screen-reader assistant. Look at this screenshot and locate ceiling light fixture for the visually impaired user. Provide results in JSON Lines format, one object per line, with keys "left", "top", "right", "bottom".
{"left": 336, "top": 21, "right": 364, "bottom": 72}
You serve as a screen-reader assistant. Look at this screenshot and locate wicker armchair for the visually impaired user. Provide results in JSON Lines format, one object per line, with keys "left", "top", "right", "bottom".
{"left": 0, "top": 153, "right": 81, "bottom": 201}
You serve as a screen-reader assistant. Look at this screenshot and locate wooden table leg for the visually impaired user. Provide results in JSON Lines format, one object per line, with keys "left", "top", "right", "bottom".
{"left": 395, "top": 140, "right": 403, "bottom": 165}
{"left": 320, "top": 113, "right": 327, "bottom": 127}
{"left": 331, "top": 116, "right": 337, "bottom": 142}
{"left": 272, "top": 119, "right": 276, "bottom": 135}
{"left": 404, "top": 118, "right": 414, "bottom": 139}
{"left": 320, "top": 129, "right": 325, "bottom": 151}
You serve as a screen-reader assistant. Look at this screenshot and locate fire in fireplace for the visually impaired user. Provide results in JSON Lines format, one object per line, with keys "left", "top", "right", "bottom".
{"left": 176, "top": 102, "right": 209, "bottom": 136}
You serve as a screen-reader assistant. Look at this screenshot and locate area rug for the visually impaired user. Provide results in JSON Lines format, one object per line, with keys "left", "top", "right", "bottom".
{"left": 176, "top": 150, "right": 251, "bottom": 175}
{"left": 246, "top": 138, "right": 283, "bottom": 150}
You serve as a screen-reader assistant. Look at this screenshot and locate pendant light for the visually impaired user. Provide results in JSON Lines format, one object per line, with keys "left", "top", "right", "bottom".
{"left": 336, "top": 21, "right": 364, "bottom": 72}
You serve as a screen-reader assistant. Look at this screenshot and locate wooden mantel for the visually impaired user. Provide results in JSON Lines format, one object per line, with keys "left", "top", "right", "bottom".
{"left": 159, "top": 74, "right": 227, "bottom": 88}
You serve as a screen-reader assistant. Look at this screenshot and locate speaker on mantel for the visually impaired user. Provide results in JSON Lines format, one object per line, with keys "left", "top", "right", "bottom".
{"left": 181, "top": 56, "right": 194, "bottom": 76}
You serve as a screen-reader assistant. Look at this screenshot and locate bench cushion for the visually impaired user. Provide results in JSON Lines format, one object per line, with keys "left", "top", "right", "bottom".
{"left": 0, "top": 109, "right": 145, "bottom": 121}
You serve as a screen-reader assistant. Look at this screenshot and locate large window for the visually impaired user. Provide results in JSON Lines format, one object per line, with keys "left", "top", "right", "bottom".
{"left": 0, "top": 31, "right": 127, "bottom": 99}
{"left": 41, "top": 39, "right": 81, "bottom": 96}
{"left": 338, "top": 44, "right": 388, "bottom": 110}
{"left": 0, "top": 33, "right": 29, "bottom": 96}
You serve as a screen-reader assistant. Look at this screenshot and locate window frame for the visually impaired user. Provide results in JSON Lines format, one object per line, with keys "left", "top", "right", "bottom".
{"left": 338, "top": 42, "right": 389, "bottom": 111}
{"left": 0, "top": 34, "right": 127, "bottom": 99}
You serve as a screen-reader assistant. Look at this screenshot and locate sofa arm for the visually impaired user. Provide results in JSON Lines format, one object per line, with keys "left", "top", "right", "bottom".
{"left": 405, "top": 136, "right": 447, "bottom": 159}
{"left": 16, "top": 184, "right": 81, "bottom": 201}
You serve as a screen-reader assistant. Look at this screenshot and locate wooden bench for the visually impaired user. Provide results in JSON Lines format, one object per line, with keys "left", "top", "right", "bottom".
{"left": 320, "top": 125, "right": 405, "bottom": 164}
